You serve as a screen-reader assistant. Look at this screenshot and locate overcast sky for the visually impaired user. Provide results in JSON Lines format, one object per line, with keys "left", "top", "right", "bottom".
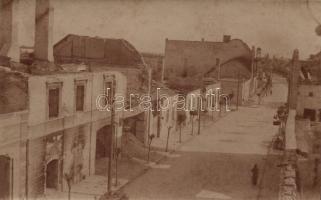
{"left": 52, "top": 0, "right": 321, "bottom": 59}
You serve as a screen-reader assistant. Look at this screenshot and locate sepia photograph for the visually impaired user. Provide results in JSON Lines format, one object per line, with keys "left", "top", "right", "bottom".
{"left": 0, "top": 0, "right": 321, "bottom": 199}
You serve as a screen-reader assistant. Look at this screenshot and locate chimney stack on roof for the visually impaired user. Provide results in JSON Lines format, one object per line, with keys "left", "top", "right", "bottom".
{"left": 223, "top": 35, "right": 231, "bottom": 43}
{"left": 201, "top": 38, "right": 205, "bottom": 42}
{"left": 34, "top": 0, "right": 54, "bottom": 62}
{"left": 1, "top": 0, "right": 35, "bottom": 62}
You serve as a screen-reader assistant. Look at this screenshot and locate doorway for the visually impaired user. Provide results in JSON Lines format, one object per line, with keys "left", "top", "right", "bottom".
{"left": 95, "top": 125, "right": 112, "bottom": 175}
{"left": 0, "top": 155, "right": 11, "bottom": 200}
{"left": 46, "top": 159, "right": 59, "bottom": 189}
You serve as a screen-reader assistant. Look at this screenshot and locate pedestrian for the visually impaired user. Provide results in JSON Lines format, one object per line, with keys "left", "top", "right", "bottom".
{"left": 251, "top": 164, "right": 259, "bottom": 186}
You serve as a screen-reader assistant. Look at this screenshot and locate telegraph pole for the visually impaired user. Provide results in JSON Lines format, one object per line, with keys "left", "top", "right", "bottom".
{"left": 236, "top": 71, "right": 240, "bottom": 111}
{"left": 107, "top": 78, "right": 115, "bottom": 195}
{"left": 197, "top": 91, "right": 202, "bottom": 135}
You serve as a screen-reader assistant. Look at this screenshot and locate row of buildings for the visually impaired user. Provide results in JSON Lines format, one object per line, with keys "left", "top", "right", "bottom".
{"left": 0, "top": 0, "right": 262, "bottom": 199}
{"left": 279, "top": 48, "right": 321, "bottom": 199}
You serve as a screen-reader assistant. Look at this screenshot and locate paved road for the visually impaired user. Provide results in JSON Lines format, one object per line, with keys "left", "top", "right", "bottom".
{"left": 123, "top": 75, "right": 288, "bottom": 200}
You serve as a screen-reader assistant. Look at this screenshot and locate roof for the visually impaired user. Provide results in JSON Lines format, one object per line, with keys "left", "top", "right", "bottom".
{"left": 54, "top": 34, "right": 144, "bottom": 66}
{"left": 164, "top": 38, "right": 252, "bottom": 75}
{"left": 164, "top": 38, "right": 252, "bottom": 91}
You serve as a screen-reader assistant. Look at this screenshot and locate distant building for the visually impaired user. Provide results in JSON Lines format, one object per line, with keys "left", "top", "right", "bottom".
{"left": 163, "top": 35, "right": 252, "bottom": 82}
{"left": 141, "top": 52, "right": 164, "bottom": 81}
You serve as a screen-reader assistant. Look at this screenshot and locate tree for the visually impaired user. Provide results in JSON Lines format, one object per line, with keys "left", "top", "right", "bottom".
{"left": 189, "top": 110, "right": 198, "bottom": 135}
{"left": 177, "top": 111, "right": 186, "bottom": 143}
{"left": 147, "top": 134, "right": 155, "bottom": 162}
{"left": 64, "top": 173, "right": 73, "bottom": 200}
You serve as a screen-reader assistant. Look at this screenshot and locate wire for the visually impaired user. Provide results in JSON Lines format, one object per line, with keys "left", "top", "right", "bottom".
{"left": 306, "top": 0, "right": 321, "bottom": 25}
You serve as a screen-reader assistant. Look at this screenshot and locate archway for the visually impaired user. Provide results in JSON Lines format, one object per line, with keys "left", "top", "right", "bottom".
{"left": 46, "top": 159, "right": 59, "bottom": 189}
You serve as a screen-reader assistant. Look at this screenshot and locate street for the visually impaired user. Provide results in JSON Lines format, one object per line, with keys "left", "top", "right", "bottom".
{"left": 122, "top": 75, "right": 288, "bottom": 200}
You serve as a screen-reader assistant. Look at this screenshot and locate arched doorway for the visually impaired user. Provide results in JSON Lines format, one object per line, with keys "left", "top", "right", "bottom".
{"left": 95, "top": 125, "right": 112, "bottom": 175}
{"left": 46, "top": 159, "right": 59, "bottom": 189}
{"left": 0, "top": 155, "right": 11, "bottom": 200}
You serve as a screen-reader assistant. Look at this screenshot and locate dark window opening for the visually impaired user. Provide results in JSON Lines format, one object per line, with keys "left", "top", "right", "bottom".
{"left": 103, "top": 82, "right": 113, "bottom": 107}
{"left": 0, "top": 156, "right": 11, "bottom": 200}
{"left": 76, "top": 85, "right": 85, "bottom": 111}
{"left": 309, "top": 92, "right": 314, "bottom": 97}
{"left": 49, "top": 88, "right": 59, "bottom": 118}
{"left": 303, "top": 108, "right": 316, "bottom": 121}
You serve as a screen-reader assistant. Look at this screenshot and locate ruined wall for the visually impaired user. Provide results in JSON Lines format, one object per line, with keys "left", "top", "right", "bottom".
{"left": 28, "top": 137, "right": 46, "bottom": 198}
{"left": 297, "top": 85, "right": 321, "bottom": 119}
{"left": 63, "top": 124, "right": 91, "bottom": 190}
{"left": 0, "top": 71, "right": 28, "bottom": 114}
{"left": 0, "top": 111, "right": 28, "bottom": 199}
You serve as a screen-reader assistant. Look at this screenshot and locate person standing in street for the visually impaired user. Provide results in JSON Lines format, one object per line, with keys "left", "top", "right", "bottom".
{"left": 251, "top": 164, "right": 259, "bottom": 186}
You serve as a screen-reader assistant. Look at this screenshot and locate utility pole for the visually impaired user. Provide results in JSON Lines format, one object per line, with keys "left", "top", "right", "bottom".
{"left": 236, "top": 71, "right": 240, "bottom": 111}
{"left": 217, "top": 58, "right": 221, "bottom": 81}
{"left": 197, "top": 96, "right": 201, "bottom": 135}
{"left": 107, "top": 77, "right": 115, "bottom": 195}
{"left": 251, "top": 46, "right": 255, "bottom": 81}
{"left": 165, "top": 126, "right": 172, "bottom": 152}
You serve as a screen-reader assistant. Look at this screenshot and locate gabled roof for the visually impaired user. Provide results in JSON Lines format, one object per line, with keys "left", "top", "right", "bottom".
{"left": 54, "top": 34, "right": 144, "bottom": 66}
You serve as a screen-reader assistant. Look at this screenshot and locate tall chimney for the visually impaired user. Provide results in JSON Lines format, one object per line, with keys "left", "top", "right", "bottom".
{"left": 34, "top": 0, "right": 54, "bottom": 61}
{"left": 1, "top": 0, "right": 36, "bottom": 62}
{"left": 0, "top": 0, "right": 13, "bottom": 57}
{"left": 288, "top": 49, "right": 300, "bottom": 109}
{"left": 223, "top": 35, "right": 231, "bottom": 43}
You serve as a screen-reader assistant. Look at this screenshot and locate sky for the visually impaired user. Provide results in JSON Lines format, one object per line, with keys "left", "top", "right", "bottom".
{"left": 52, "top": 0, "right": 321, "bottom": 59}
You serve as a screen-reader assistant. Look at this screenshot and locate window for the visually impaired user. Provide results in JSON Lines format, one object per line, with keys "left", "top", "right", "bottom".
{"left": 75, "top": 80, "right": 86, "bottom": 111}
{"left": 309, "top": 92, "right": 314, "bottom": 97}
{"left": 48, "top": 88, "right": 60, "bottom": 118}
{"left": 103, "top": 81, "right": 113, "bottom": 107}
{"left": 303, "top": 108, "right": 316, "bottom": 121}
{"left": 76, "top": 84, "right": 85, "bottom": 111}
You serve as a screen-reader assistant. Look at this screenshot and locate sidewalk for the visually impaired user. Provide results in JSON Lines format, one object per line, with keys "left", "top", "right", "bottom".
{"left": 151, "top": 109, "right": 229, "bottom": 153}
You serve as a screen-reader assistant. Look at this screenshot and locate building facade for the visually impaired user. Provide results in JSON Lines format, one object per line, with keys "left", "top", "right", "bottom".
{"left": 0, "top": 69, "right": 127, "bottom": 199}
